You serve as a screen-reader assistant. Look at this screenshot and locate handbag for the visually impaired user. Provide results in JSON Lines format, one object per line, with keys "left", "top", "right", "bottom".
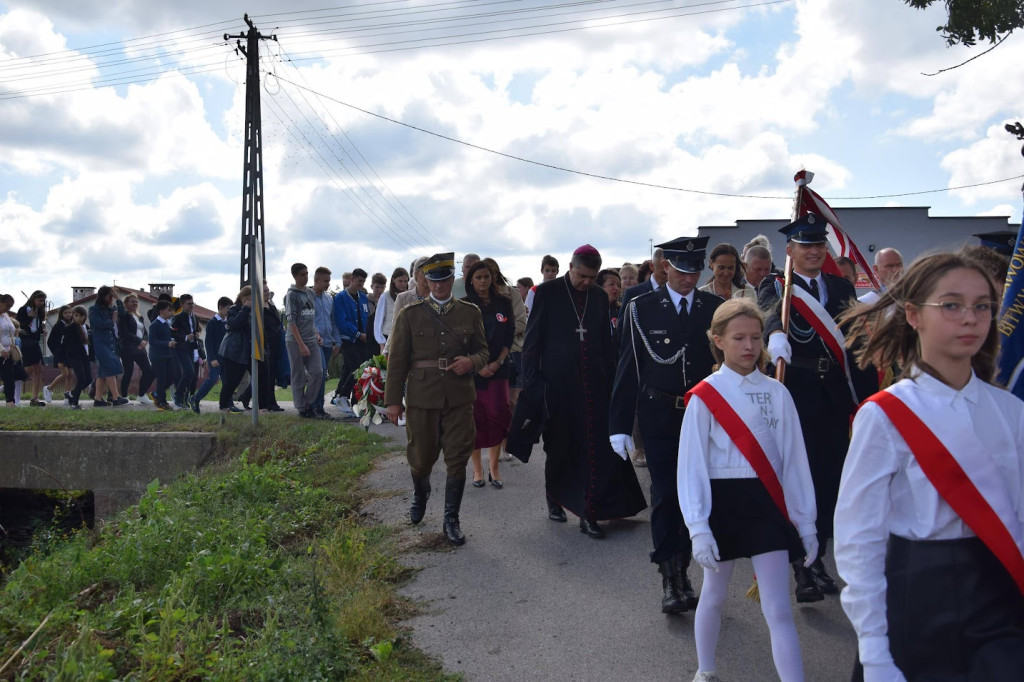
{"left": 10, "top": 344, "right": 22, "bottom": 363}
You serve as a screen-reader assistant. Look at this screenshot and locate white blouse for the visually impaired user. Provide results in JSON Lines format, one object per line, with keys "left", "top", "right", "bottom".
{"left": 834, "top": 371, "right": 1024, "bottom": 667}
{"left": 373, "top": 292, "right": 397, "bottom": 346}
{"left": 677, "top": 364, "right": 817, "bottom": 541}
{"left": 0, "top": 313, "right": 15, "bottom": 352}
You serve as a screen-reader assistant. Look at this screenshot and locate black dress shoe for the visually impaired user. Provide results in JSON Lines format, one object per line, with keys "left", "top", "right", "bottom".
{"left": 579, "top": 518, "right": 606, "bottom": 539}
{"left": 269, "top": 404, "right": 285, "bottom": 412}
{"left": 794, "top": 565, "right": 824, "bottom": 603}
{"left": 547, "top": 501, "right": 567, "bottom": 522}
{"left": 471, "top": 478, "right": 485, "bottom": 488}
{"left": 809, "top": 558, "right": 839, "bottom": 595}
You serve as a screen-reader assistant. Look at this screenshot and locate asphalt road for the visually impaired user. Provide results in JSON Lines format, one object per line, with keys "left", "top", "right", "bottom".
{"left": 362, "top": 422, "right": 858, "bottom": 682}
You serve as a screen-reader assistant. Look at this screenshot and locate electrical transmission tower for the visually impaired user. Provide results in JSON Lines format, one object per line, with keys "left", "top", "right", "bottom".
{"left": 226, "top": 15, "right": 276, "bottom": 288}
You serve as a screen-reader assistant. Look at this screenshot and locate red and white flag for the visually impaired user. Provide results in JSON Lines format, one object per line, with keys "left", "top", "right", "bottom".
{"left": 793, "top": 173, "right": 881, "bottom": 291}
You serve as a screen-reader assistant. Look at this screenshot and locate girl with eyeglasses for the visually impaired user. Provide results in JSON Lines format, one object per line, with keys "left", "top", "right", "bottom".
{"left": 834, "top": 252, "right": 1024, "bottom": 681}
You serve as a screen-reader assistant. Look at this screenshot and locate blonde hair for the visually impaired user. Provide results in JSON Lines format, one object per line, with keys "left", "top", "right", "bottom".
{"left": 706, "top": 299, "right": 770, "bottom": 372}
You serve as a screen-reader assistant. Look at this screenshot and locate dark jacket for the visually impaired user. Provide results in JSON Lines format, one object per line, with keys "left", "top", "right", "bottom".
{"left": 203, "top": 316, "right": 227, "bottom": 365}
{"left": 117, "top": 311, "right": 148, "bottom": 351}
{"left": 61, "top": 322, "right": 89, "bottom": 361}
{"left": 16, "top": 304, "right": 45, "bottom": 341}
{"left": 47, "top": 319, "right": 67, "bottom": 358}
{"left": 148, "top": 318, "right": 175, "bottom": 361}
{"left": 219, "top": 304, "right": 252, "bottom": 365}
{"left": 171, "top": 311, "right": 206, "bottom": 359}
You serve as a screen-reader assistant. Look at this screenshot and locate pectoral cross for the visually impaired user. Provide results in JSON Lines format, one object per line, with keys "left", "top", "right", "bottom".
{"left": 576, "top": 324, "right": 587, "bottom": 341}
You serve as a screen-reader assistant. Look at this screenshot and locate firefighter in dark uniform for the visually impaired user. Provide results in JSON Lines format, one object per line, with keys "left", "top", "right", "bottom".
{"left": 757, "top": 213, "right": 878, "bottom": 602}
{"left": 610, "top": 236, "right": 723, "bottom": 614}
{"left": 385, "top": 252, "right": 490, "bottom": 546}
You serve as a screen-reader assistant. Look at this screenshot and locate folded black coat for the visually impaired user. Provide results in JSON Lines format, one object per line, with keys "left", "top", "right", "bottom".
{"left": 505, "top": 378, "right": 547, "bottom": 463}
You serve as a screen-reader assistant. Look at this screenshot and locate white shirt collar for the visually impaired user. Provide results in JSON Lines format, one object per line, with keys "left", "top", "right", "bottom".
{"left": 719, "top": 363, "right": 766, "bottom": 386}
{"left": 430, "top": 295, "right": 453, "bottom": 305}
{"left": 214, "top": 314, "right": 224, "bottom": 321}
{"left": 909, "top": 368, "right": 981, "bottom": 406}
{"left": 794, "top": 271, "right": 823, "bottom": 290}
{"left": 156, "top": 316, "right": 171, "bottom": 324}
{"left": 664, "top": 286, "right": 694, "bottom": 313}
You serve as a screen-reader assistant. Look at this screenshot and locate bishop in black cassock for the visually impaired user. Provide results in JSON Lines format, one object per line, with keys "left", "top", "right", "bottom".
{"left": 519, "top": 245, "right": 647, "bottom": 539}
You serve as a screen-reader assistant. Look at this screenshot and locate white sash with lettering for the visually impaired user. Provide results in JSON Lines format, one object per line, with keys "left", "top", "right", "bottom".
{"left": 782, "top": 277, "right": 858, "bottom": 404}
{"left": 888, "top": 381, "right": 1023, "bottom": 545}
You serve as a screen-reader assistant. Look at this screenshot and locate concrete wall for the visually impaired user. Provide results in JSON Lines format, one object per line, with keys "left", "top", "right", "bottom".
{"left": 0, "top": 431, "right": 216, "bottom": 520}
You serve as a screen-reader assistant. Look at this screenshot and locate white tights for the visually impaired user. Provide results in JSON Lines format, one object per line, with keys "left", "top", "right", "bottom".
{"left": 694, "top": 550, "right": 804, "bottom": 682}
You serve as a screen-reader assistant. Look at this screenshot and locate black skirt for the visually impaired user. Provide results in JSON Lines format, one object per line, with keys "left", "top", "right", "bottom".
{"left": 884, "top": 535, "right": 1024, "bottom": 681}
{"left": 708, "top": 478, "right": 803, "bottom": 562}
{"left": 20, "top": 340, "right": 43, "bottom": 367}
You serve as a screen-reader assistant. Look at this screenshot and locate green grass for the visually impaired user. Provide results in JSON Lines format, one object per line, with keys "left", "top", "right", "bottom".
{"left": 0, "top": 414, "right": 456, "bottom": 681}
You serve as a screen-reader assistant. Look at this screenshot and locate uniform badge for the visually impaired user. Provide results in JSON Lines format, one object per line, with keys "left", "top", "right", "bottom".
{"left": 649, "top": 329, "right": 667, "bottom": 335}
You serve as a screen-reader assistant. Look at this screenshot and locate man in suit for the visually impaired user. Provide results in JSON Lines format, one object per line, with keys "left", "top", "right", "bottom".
{"left": 384, "top": 252, "right": 489, "bottom": 546}
{"left": 610, "top": 236, "right": 722, "bottom": 614}
{"left": 614, "top": 247, "right": 667, "bottom": 468}
{"left": 147, "top": 300, "right": 179, "bottom": 411}
{"left": 758, "top": 212, "right": 877, "bottom": 602}
{"left": 170, "top": 294, "right": 205, "bottom": 408}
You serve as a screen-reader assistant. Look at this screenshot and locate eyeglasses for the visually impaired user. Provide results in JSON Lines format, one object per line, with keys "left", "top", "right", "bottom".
{"left": 918, "top": 301, "right": 997, "bottom": 321}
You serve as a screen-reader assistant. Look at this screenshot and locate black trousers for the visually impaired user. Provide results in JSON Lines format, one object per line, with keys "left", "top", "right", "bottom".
{"left": 336, "top": 339, "right": 370, "bottom": 399}
{"left": 151, "top": 356, "right": 179, "bottom": 405}
{"left": 220, "top": 358, "right": 248, "bottom": 409}
{"left": 172, "top": 349, "right": 196, "bottom": 402}
{"left": 68, "top": 356, "right": 92, "bottom": 403}
{"left": 639, "top": 403, "right": 690, "bottom": 563}
{"left": 238, "top": 358, "right": 274, "bottom": 408}
{"left": 1, "top": 357, "right": 16, "bottom": 403}
{"left": 120, "top": 344, "right": 154, "bottom": 397}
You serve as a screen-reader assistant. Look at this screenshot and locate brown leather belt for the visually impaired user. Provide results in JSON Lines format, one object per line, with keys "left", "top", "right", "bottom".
{"left": 411, "top": 359, "right": 450, "bottom": 370}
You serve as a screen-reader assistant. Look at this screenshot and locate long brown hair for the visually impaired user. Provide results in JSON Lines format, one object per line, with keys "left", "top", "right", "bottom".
{"left": 838, "top": 252, "right": 999, "bottom": 385}
{"left": 706, "top": 299, "right": 770, "bottom": 372}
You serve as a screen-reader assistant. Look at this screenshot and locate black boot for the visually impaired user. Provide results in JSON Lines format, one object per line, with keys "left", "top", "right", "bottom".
{"left": 673, "top": 554, "right": 699, "bottom": 610}
{"left": 442, "top": 475, "right": 466, "bottom": 546}
{"left": 809, "top": 558, "right": 839, "bottom": 595}
{"left": 793, "top": 561, "right": 824, "bottom": 603}
{"left": 409, "top": 475, "right": 431, "bottom": 525}
{"left": 658, "top": 561, "right": 686, "bottom": 614}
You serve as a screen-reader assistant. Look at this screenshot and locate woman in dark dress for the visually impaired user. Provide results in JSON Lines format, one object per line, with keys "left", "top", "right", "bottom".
{"left": 16, "top": 290, "right": 47, "bottom": 406}
{"left": 462, "top": 261, "right": 514, "bottom": 488}
{"left": 88, "top": 286, "right": 128, "bottom": 406}
{"left": 45, "top": 305, "right": 74, "bottom": 403}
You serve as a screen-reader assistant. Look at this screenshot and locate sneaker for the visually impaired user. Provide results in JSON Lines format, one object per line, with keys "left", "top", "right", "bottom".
{"left": 330, "top": 395, "right": 339, "bottom": 406}
{"left": 137, "top": 393, "right": 152, "bottom": 405}
{"left": 30, "top": 399, "right": 46, "bottom": 407}
{"left": 112, "top": 397, "right": 130, "bottom": 407}
{"left": 173, "top": 397, "right": 184, "bottom": 409}
{"left": 222, "top": 405, "right": 244, "bottom": 414}
{"left": 94, "top": 399, "right": 111, "bottom": 407}
{"left": 336, "top": 396, "right": 357, "bottom": 417}
{"left": 43, "top": 387, "right": 53, "bottom": 403}
{"left": 147, "top": 391, "right": 159, "bottom": 403}
{"left": 188, "top": 396, "right": 201, "bottom": 414}
{"left": 156, "top": 402, "right": 174, "bottom": 412}
{"left": 397, "top": 415, "right": 406, "bottom": 426}
{"left": 70, "top": 404, "right": 81, "bottom": 411}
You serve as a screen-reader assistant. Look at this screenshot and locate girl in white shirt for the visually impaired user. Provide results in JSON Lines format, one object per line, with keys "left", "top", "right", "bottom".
{"left": 835, "top": 252, "right": 1024, "bottom": 681}
{"left": 679, "top": 299, "right": 817, "bottom": 682}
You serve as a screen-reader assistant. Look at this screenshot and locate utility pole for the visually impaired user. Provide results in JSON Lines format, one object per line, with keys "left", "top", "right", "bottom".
{"left": 226, "top": 15, "right": 275, "bottom": 289}
{"left": 226, "top": 15, "right": 276, "bottom": 425}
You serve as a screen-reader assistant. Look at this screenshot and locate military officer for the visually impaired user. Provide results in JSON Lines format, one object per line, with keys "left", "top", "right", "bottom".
{"left": 385, "top": 252, "right": 490, "bottom": 546}
{"left": 610, "top": 236, "right": 723, "bottom": 614}
{"left": 758, "top": 213, "right": 877, "bottom": 602}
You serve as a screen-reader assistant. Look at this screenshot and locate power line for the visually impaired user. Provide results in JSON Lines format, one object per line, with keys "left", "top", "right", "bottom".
{"left": 270, "top": 75, "right": 1024, "bottom": 202}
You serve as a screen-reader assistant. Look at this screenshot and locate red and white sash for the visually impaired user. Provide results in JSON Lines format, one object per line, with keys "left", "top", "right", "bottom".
{"left": 777, "top": 276, "right": 857, "bottom": 404}
{"left": 868, "top": 391, "right": 1024, "bottom": 595}
{"left": 685, "top": 381, "right": 789, "bottom": 521}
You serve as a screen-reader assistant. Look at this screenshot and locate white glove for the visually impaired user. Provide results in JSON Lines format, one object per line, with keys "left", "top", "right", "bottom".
{"left": 609, "top": 434, "right": 634, "bottom": 461}
{"left": 767, "top": 333, "right": 792, "bottom": 365}
{"left": 691, "top": 532, "right": 721, "bottom": 572}
{"left": 862, "top": 662, "right": 907, "bottom": 682}
{"left": 801, "top": 534, "right": 818, "bottom": 568}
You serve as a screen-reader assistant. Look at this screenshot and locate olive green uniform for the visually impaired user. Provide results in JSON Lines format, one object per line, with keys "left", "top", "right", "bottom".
{"left": 385, "top": 298, "right": 489, "bottom": 478}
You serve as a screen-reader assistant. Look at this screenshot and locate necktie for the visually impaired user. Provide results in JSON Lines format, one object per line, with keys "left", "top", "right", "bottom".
{"left": 679, "top": 298, "right": 689, "bottom": 328}
{"left": 809, "top": 278, "right": 820, "bottom": 303}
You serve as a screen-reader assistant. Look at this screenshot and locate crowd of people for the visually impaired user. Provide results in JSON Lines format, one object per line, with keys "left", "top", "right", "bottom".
{"left": 1, "top": 224, "right": 1021, "bottom": 681}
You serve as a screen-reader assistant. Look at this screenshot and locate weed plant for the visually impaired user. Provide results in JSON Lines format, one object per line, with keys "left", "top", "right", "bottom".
{"left": 0, "top": 417, "right": 454, "bottom": 681}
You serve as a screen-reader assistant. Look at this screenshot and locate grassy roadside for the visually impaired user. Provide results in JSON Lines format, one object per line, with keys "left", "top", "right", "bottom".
{"left": 0, "top": 413, "right": 455, "bottom": 681}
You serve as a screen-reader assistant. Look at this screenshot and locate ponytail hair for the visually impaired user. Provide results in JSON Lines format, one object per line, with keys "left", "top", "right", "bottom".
{"left": 838, "top": 252, "right": 999, "bottom": 385}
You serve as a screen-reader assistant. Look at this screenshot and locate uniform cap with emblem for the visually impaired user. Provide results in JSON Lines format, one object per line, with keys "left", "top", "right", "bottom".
{"left": 655, "top": 236, "right": 709, "bottom": 273}
{"left": 974, "top": 230, "right": 1017, "bottom": 257}
{"left": 422, "top": 252, "right": 456, "bottom": 281}
{"left": 779, "top": 212, "right": 829, "bottom": 244}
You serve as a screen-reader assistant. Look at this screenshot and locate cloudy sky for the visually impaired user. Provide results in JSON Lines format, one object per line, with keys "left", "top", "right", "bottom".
{"left": 1, "top": 0, "right": 1023, "bottom": 308}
